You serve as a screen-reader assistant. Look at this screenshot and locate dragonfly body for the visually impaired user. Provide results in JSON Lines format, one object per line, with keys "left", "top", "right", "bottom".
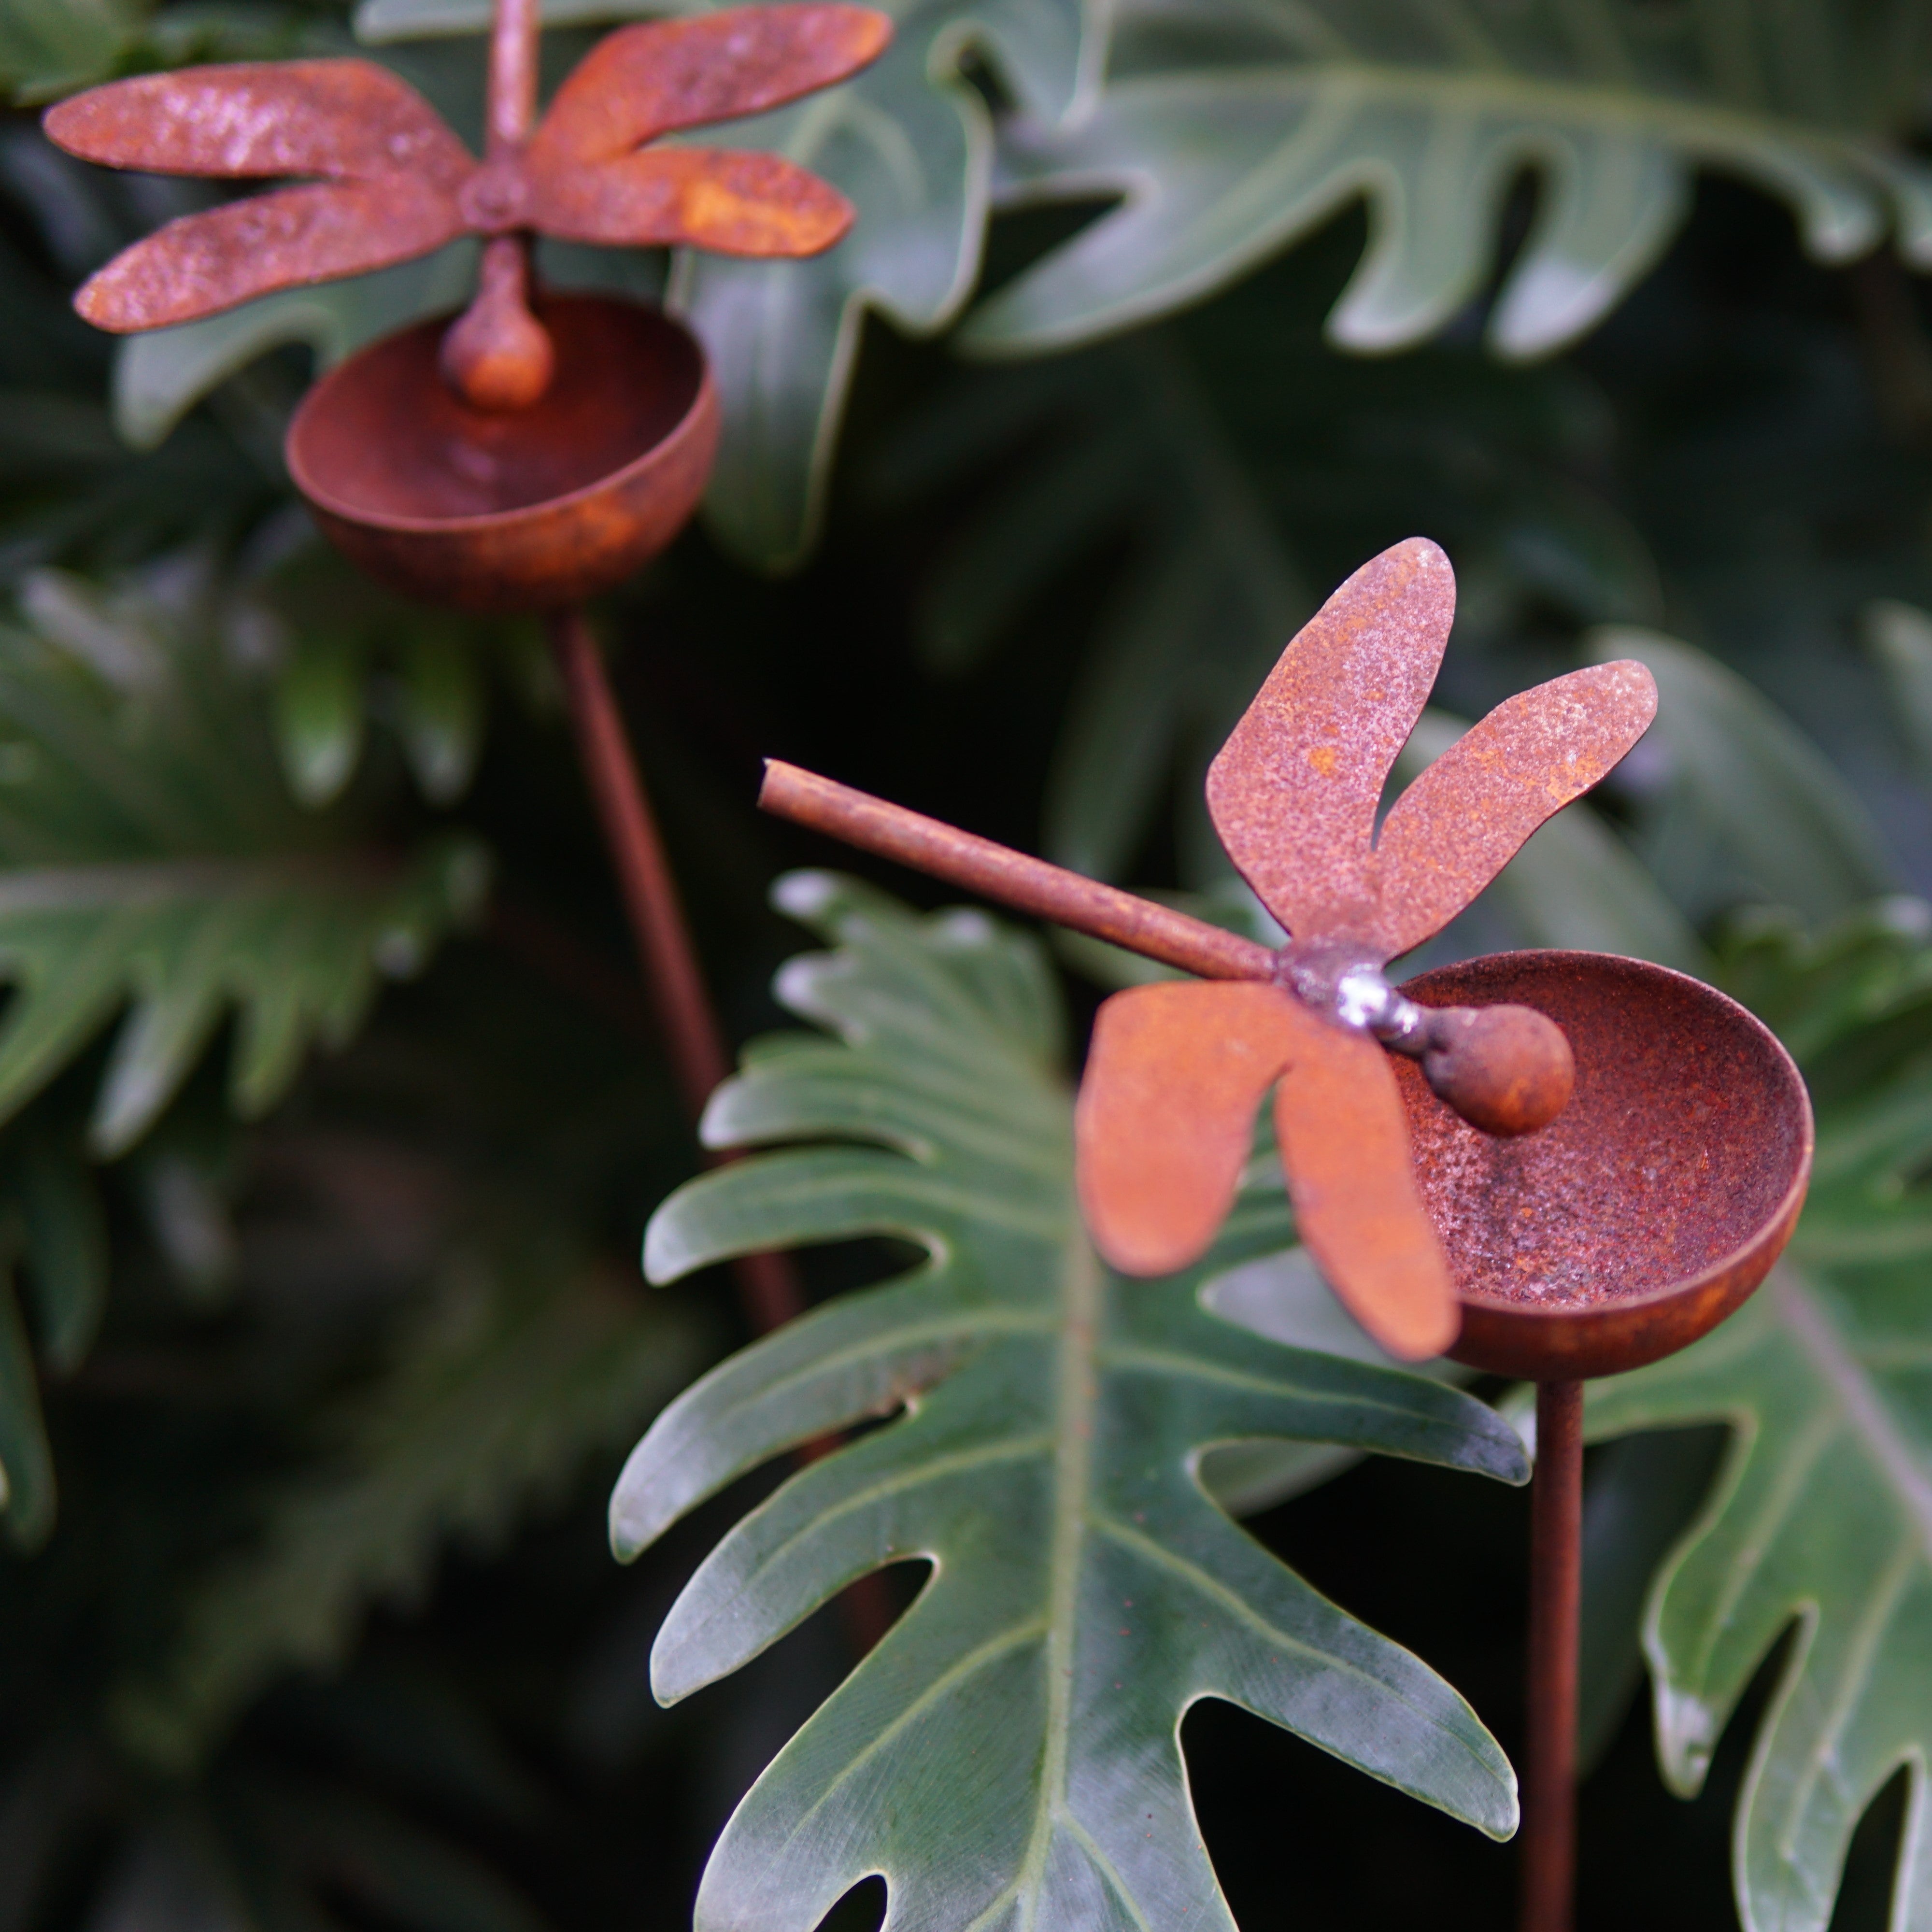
{"left": 43, "top": 5, "right": 890, "bottom": 409}
{"left": 762, "top": 537, "right": 1657, "bottom": 1359}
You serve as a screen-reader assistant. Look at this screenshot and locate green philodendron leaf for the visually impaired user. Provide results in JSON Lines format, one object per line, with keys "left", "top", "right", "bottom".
{"left": 275, "top": 631, "right": 368, "bottom": 810}
{"left": 1867, "top": 599, "right": 1932, "bottom": 786}
{"left": 0, "top": 0, "right": 310, "bottom": 102}
{"left": 0, "top": 1120, "right": 107, "bottom": 1547}
{"left": 614, "top": 871, "right": 1527, "bottom": 1930}
{"left": 1588, "top": 1266, "right": 1932, "bottom": 1932}
{"left": 962, "top": 0, "right": 1932, "bottom": 363}
{"left": 0, "top": 561, "right": 487, "bottom": 1157}
{"left": 1587, "top": 627, "right": 1895, "bottom": 928}
{"left": 354, "top": 0, "right": 1103, "bottom": 568}
{"left": 873, "top": 337, "right": 1305, "bottom": 884}
{"left": 0, "top": 0, "right": 139, "bottom": 102}
{"left": 392, "top": 629, "right": 485, "bottom": 807}
{"left": 1582, "top": 905, "right": 1932, "bottom": 1932}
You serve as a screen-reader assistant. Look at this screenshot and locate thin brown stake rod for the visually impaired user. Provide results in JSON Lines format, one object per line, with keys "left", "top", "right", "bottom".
{"left": 547, "top": 612, "right": 739, "bottom": 1138}
{"left": 545, "top": 611, "right": 895, "bottom": 1648}
{"left": 761, "top": 759, "right": 1275, "bottom": 981}
{"left": 1520, "top": 1378, "right": 1584, "bottom": 1932}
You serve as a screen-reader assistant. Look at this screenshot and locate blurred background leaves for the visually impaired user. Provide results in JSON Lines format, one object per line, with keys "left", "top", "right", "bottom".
{"left": 3, "top": 1, "right": 1932, "bottom": 1930}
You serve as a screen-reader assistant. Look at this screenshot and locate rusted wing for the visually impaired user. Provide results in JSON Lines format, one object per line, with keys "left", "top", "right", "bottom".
{"left": 71, "top": 180, "right": 465, "bottom": 332}
{"left": 1272, "top": 1024, "right": 1459, "bottom": 1360}
{"left": 528, "top": 4, "right": 891, "bottom": 165}
{"left": 1205, "top": 537, "right": 1455, "bottom": 945}
{"left": 1075, "top": 978, "right": 1456, "bottom": 1359}
{"left": 43, "top": 61, "right": 471, "bottom": 187}
{"left": 1076, "top": 982, "right": 1301, "bottom": 1279}
{"left": 529, "top": 146, "right": 853, "bottom": 256}
{"left": 1368, "top": 661, "right": 1658, "bottom": 960}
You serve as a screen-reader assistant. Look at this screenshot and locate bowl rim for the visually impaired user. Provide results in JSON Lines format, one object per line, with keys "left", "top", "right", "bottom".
{"left": 1400, "top": 947, "right": 1815, "bottom": 1326}
{"left": 285, "top": 294, "right": 715, "bottom": 539}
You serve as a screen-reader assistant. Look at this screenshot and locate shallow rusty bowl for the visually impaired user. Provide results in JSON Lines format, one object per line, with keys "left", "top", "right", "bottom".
{"left": 285, "top": 296, "right": 718, "bottom": 612}
{"left": 1393, "top": 951, "right": 1812, "bottom": 1381}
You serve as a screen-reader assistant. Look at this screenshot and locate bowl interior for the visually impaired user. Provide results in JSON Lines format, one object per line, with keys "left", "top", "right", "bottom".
{"left": 288, "top": 297, "right": 704, "bottom": 526}
{"left": 1395, "top": 952, "right": 1808, "bottom": 1313}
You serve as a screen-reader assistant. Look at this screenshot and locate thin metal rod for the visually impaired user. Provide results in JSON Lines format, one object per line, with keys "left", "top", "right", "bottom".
{"left": 486, "top": 0, "right": 540, "bottom": 154}
{"left": 760, "top": 760, "right": 1275, "bottom": 981}
{"left": 548, "top": 615, "right": 896, "bottom": 1655}
{"left": 1521, "top": 1378, "right": 1584, "bottom": 1932}
{"left": 548, "top": 610, "right": 799, "bottom": 1335}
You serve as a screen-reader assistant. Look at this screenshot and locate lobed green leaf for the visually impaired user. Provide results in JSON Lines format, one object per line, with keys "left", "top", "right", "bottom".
{"left": 618, "top": 873, "right": 1528, "bottom": 1931}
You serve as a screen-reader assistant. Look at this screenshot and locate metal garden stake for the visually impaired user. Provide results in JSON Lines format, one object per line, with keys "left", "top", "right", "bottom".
{"left": 757, "top": 537, "right": 1816, "bottom": 1932}
{"left": 44, "top": 0, "right": 892, "bottom": 1344}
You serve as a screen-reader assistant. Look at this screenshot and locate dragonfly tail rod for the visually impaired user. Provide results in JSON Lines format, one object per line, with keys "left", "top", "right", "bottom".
{"left": 758, "top": 759, "right": 1577, "bottom": 1141}
{"left": 759, "top": 760, "right": 1275, "bottom": 983}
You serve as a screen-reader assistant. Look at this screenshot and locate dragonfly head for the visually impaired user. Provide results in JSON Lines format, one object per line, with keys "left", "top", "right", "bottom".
{"left": 1275, "top": 938, "right": 1574, "bottom": 1137}
{"left": 440, "top": 237, "right": 556, "bottom": 412}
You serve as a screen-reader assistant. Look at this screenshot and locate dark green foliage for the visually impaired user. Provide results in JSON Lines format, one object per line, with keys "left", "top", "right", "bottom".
{"left": 621, "top": 874, "right": 1525, "bottom": 1929}
{"left": 6, "top": 5, "right": 1932, "bottom": 1932}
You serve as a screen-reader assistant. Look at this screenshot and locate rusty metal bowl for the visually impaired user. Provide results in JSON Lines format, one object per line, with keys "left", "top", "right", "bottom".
{"left": 1394, "top": 951, "right": 1813, "bottom": 1381}
{"left": 285, "top": 294, "right": 718, "bottom": 612}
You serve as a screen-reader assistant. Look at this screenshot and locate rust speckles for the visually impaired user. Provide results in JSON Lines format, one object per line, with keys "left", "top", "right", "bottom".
{"left": 759, "top": 538, "right": 1807, "bottom": 1374}
{"left": 45, "top": 4, "right": 892, "bottom": 335}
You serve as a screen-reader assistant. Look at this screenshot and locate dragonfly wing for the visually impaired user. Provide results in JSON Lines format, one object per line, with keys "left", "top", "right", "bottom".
{"left": 1368, "top": 660, "right": 1659, "bottom": 959}
{"left": 73, "top": 180, "right": 464, "bottom": 332}
{"left": 1076, "top": 981, "right": 1302, "bottom": 1278}
{"left": 530, "top": 4, "right": 891, "bottom": 164}
{"left": 1272, "top": 1022, "right": 1458, "bottom": 1361}
{"left": 528, "top": 147, "right": 852, "bottom": 256}
{"left": 1205, "top": 537, "right": 1455, "bottom": 943}
{"left": 43, "top": 60, "right": 471, "bottom": 188}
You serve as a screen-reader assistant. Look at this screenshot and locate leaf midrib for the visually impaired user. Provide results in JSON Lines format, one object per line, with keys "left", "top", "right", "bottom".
{"left": 1013, "top": 1228, "right": 1102, "bottom": 1932}
{"left": 1095, "top": 60, "right": 1904, "bottom": 156}
{"left": 0, "top": 855, "right": 385, "bottom": 912}
{"left": 1776, "top": 1270, "right": 1932, "bottom": 1552}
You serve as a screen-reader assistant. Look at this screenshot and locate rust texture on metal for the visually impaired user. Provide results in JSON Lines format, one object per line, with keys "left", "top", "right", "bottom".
{"left": 286, "top": 296, "right": 719, "bottom": 611}
{"left": 44, "top": 2, "right": 891, "bottom": 332}
{"left": 548, "top": 608, "right": 734, "bottom": 1124}
{"left": 440, "top": 235, "right": 555, "bottom": 412}
{"left": 1206, "top": 537, "right": 1455, "bottom": 945}
{"left": 489, "top": 0, "right": 541, "bottom": 152}
{"left": 1420, "top": 1004, "right": 1575, "bottom": 1138}
{"left": 1076, "top": 982, "right": 1456, "bottom": 1357}
{"left": 758, "top": 760, "right": 1277, "bottom": 980}
{"left": 1398, "top": 951, "right": 1812, "bottom": 1381}
{"left": 754, "top": 537, "right": 1818, "bottom": 1378}
{"left": 1205, "top": 538, "right": 1657, "bottom": 961}
{"left": 1368, "top": 660, "right": 1659, "bottom": 960}
{"left": 1520, "top": 1378, "right": 1583, "bottom": 1932}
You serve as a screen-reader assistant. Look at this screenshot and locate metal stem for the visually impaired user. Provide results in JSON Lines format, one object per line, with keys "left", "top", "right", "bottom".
{"left": 548, "top": 615, "right": 896, "bottom": 1655}
{"left": 487, "top": 0, "right": 540, "bottom": 155}
{"left": 760, "top": 759, "right": 1274, "bottom": 981}
{"left": 1520, "top": 1378, "right": 1583, "bottom": 1932}
{"left": 547, "top": 610, "right": 801, "bottom": 1335}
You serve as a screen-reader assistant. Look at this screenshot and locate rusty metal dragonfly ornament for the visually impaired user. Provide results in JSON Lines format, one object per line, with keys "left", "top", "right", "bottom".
{"left": 41, "top": 0, "right": 897, "bottom": 1378}
{"left": 43, "top": 3, "right": 888, "bottom": 409}
{"left": 763, "top": 536, "right": 1812, "bottom": 1932}
{"left": 765, "top": 537, "right": 1656, "bottom": 1360}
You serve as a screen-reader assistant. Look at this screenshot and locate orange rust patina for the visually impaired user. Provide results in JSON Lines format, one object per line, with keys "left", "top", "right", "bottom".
{"left": 45, "top": 5, "right": 888, "bottom": 334}
{"left": 44, "top": 0, "right": 890, "bottom": 610}
{"left": 761, "top": 536, "right": 1812, "bottom": 1372}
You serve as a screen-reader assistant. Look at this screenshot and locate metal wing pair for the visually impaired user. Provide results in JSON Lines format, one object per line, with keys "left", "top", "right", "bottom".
{"left": 43, "top": 3, "right": 888, "bottom": 333}
{"left": 1076, "top": 537, "right": 1657, "bottom": 1359}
